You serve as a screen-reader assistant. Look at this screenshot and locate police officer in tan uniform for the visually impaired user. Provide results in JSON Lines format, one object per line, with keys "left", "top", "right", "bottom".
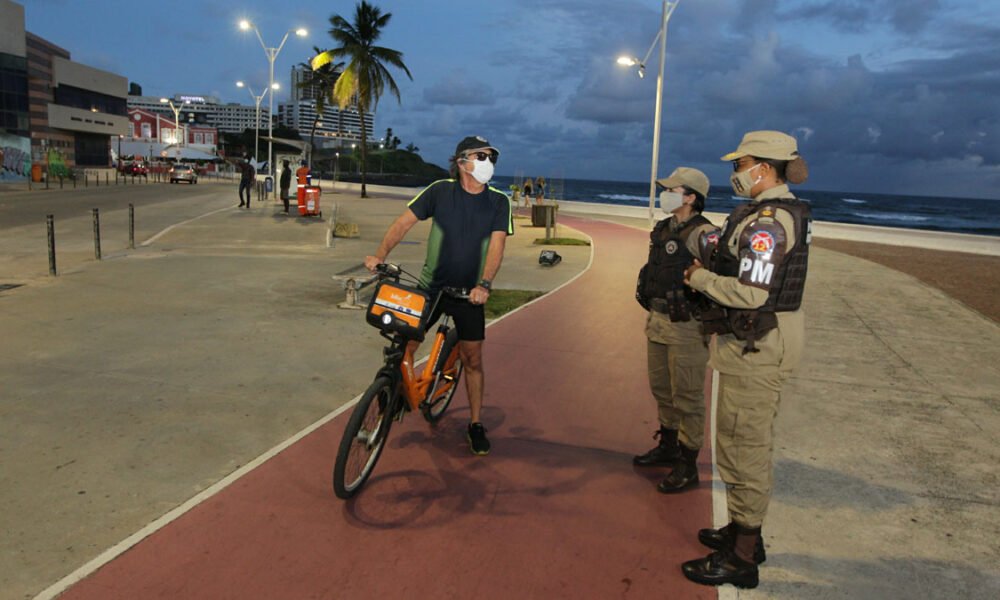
{"left": 680, "top": 131, "right": 811, "bottom": 589}
{"left": 633, "top": 167, "right": 719, "bottom": 495}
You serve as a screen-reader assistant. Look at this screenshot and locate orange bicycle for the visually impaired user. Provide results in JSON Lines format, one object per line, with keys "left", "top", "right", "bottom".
{"left": 333, "top": 263, "right": 466, "bottom": 499}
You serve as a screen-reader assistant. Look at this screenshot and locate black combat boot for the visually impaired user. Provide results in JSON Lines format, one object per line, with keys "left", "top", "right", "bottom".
{"left": 656, "top": 444, "right": 699, "bottom": 493}
{"left": 682, "top": 524, "right": 761, "bottom": 589}
{"left": 632, "top": 427, "right": 680, "bottom": 467}
{"left": 697, "top": 522, "right": 766, "bottom": 564}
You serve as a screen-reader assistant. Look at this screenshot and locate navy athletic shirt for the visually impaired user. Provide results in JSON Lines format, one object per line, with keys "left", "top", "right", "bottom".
{"left": 407, "top": 179, "right": 514, "bottom": 292}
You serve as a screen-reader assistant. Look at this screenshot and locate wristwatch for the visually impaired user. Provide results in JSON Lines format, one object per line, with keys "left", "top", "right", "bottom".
{"left": 478, "top": 279, "right": 492, "bottom": 291}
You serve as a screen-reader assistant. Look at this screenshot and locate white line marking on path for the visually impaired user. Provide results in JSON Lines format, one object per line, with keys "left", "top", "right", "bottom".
{"left": 140, "top": 205, "right": 236, "bottom": 247}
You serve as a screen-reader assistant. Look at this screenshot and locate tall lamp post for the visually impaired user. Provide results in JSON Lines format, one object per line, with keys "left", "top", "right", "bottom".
{"left": 617, "top": 0, "right": 680, "bottom": 226}
{"left": 159, "top": 98, "right": 187, "bottom": 147}
{"left": 239, "top": 19, "right": 307, "bottom": 177}
{"left": 236, "top": 81, "right": 267, "bottom": 163}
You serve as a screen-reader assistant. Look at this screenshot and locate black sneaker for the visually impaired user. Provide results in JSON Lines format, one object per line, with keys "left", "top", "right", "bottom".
{"left": 467, "top": 422, "right": 491, "bottom": 455}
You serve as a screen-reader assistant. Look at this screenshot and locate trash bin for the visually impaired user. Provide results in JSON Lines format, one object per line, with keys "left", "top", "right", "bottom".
{"left": 531, "top": 203, "right": 557, "bottom": 227}
{"left": 299, "top": 185, "right": 322, "bottom": 217}
{"left": 265, "top": 176, "right": 274, "bottom": 193}
{"left": 31, "top": 163, "right": 42, "bottom": 182}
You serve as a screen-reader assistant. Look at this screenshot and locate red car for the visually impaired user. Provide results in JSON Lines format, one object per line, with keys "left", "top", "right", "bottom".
{"left": 122, "top": 162, "right": 147, "bottom": 176}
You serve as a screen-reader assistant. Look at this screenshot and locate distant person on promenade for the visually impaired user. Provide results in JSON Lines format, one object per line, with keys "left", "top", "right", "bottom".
{"left": 364, "top": 135, "right": 513, "bottom": 456}
{"left": 522, "top": 178, "right": 533, "bottom": 204}
{"left": 535, "top": 176, "right": 546, "bottom": 203}
{"left": 237, "top": 156, "right": 255, "bottom": 208}
{"left": 681, "top": 130, "right": 812, "bottom": 589}
{"left": 633, "top": 167, "right": 718, "bottom": 495}
{"left": 279, "top": 160, "right": 292, "bottom": 214}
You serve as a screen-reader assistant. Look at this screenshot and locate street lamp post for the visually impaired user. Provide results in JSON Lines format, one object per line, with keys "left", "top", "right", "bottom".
{"left": 159, "top": 98, "right": 180, "bottom": 146}
{"left": 236, "top": 81, "right": 266, "bottom": 163}
{"left": 239, "top": 20, "right": 307, "bottom": 177}
{"left": 617, "top": 0, "right": 680, "bottom": 226}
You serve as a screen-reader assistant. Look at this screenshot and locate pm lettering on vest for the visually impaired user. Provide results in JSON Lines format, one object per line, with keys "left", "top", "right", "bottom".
{"left": 737, "top": 219, "right": 787, "bottom": 290}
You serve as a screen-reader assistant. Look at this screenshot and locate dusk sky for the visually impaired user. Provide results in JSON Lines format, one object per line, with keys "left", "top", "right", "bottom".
{"left": 18, "top": 0, "right": 1000, "bottom": 200}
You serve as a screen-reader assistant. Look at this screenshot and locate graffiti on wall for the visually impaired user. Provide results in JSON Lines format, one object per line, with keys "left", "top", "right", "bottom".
{"left": 0, "top": 134, "right": 31, "bottom": 180}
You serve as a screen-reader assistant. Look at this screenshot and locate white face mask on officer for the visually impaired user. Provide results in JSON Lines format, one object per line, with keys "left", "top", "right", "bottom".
{"left": 659, "top": 190, "right": 684, "bottom": 215}
{"left": 463, "top": 155, "right": 494, "bottom": 184}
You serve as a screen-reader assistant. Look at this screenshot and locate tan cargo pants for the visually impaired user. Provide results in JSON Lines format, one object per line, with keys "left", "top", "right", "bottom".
{"left": 647, "top": 339, "right": 708, "bottom": 450}
{"left": 715, "top": 371, "right": 788, "bottom": 528}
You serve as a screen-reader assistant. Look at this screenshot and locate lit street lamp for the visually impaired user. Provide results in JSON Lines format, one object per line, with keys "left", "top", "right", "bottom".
{"left": 236, "top": 81, "right": 267, "bottom": 163}
{"left": 239, "top": 19, "right": 307, "bottom": 177}
{"left": 617, "top": 0, "right": 680, "bottom": 226}
{"left": 159, "top": 97, "right": 191, "bottom": 147}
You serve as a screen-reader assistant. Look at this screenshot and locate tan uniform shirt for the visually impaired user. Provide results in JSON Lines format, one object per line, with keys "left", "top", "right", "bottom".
{"left": 646, "top": 215, "right": 717, "bottom": 345}
{"left": 688, "top": 185, "right": 805, "bottom": 375}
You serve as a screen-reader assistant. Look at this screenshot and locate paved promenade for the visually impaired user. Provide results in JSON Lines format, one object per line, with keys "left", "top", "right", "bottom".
{"left": 2, "top": 181, "right": 998, "bottom": 599}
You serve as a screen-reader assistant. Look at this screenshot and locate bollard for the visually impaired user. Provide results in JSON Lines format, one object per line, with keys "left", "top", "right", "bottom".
{"left": 128, "top": 203, "right": 135, "bottom": 249}
{"left": 85, "top": 173, "right": 88, "bottom": 187}
{"left": 96, "top": 172, "right": 99, "bottom": 187}
{"left": 47, "top": 214, "right": 57, "bottom": 276}
{"left": 92, "top": 208, "right": 101, "bottom": 260}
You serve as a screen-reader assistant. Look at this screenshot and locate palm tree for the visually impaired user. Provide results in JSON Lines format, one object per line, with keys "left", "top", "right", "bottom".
{"left": 298, "top": 47, "right": 344, "bottom": 164}
{"left": 311, "top": 1, "right": 413, "bottom": 197}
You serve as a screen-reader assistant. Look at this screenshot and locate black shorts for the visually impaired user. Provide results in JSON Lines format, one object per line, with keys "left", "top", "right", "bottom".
{"left": 426, "top": 294, "right": 485, "bottom": 342}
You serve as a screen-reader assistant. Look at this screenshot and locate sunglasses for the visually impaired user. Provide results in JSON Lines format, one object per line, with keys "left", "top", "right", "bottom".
{"left": 731, "top": 158, "right": 758, "bottom": 172}
{"left": 465, "top": 151, "right": 498, "bottom": 164}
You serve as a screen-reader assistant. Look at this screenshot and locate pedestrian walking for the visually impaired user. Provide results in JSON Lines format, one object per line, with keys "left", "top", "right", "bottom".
{"left": 236, "top": 156, "right": 255, "bottom": 208}
{"left": 534, "top": 176, "right": 545, "bottom": 203}
{"left": 633, "top": 167, "right": 718, "bottom": 495}
{"left": 681, "top": 130, "right": 812, "bottom": 589}
{"left": 279, "top": 159, "right": 292, "bottom": 214}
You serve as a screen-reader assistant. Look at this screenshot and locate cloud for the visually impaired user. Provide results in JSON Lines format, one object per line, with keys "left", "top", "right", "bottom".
{"left": 422, "top": 70, "right": 496, "bottom": 106}
{"left": 781, "top": 0, "right": 942, "bottom": 34}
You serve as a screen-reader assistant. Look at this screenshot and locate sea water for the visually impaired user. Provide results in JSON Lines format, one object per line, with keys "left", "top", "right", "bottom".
{"left": 492, "top": 176, "right": 1000, "bottom": 237}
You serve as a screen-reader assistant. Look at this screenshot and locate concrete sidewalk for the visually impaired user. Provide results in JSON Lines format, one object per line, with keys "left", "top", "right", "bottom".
{"left": 2, "top": 183, "right": 999, "bottom": 599}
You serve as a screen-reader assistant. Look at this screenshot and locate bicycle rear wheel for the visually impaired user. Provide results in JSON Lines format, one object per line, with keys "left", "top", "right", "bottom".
{"left": 333, "top": 376, "right": 397, "bottom": 499}
{"left": 421, "top": 358, "right": 463, "bottom": 423}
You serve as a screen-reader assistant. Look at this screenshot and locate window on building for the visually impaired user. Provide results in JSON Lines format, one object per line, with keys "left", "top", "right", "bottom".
{"left": 205, "top": 133, "right": 214, "bottom": 144}
{"left": 194, "top": 132, "right": 203, "bottom": 144}
{"left": 141, "top": 122, "right": 151, "bottom": 139}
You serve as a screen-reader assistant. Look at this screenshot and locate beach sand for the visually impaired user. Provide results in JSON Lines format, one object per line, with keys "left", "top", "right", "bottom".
{"left": 812, "top": 238, "right": 1000, "bottom": 324}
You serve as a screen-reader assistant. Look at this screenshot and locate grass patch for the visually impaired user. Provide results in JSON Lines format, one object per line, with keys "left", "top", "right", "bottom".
{"left": 486, "top": 289, "right": 545, "bottom": 318}
{"left": 533, "top": 237, "right": 591, "bottom": 246}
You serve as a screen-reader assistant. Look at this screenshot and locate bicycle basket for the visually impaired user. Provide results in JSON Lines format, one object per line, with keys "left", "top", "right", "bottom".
{"left": 366, "top": 280, "right": 433, "bottom": 340}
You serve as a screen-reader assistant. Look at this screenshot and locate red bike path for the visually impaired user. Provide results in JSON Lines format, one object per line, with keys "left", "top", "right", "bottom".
{"left": 58, "top": 216, "right": 717, "bottom": 599}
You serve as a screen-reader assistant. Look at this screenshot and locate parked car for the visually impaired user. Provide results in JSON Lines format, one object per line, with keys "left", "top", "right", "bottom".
{"left": 122, "top": 162, "right": 147, "bottom": 176}
{"left": 169, "top": 164, "right": 198, "bottom": 184}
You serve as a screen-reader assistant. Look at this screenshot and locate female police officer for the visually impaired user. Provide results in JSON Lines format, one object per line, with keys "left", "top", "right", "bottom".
{"left": 680, "top": 131, "right": 811, "bottom": 589}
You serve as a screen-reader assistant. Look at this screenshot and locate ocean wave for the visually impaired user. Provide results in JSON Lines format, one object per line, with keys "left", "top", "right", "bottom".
{"left": 597, "top": 193, "right": 647, "bottom": 202}
{"left": 842, "top": 198, "right": 867, "bottom": 204}
{"left": 853, "top": 211, "right": 930, "bottom": 223}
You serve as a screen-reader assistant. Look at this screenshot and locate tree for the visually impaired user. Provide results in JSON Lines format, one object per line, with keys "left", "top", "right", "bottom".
{"left": 297, "top": 47, "right": 344, "bottom": 165}
{"left": 405, "top": 142, "right": 419, "bottom": 153}
{"left": 311, "top": 1, "right": 413, "bottom": 198}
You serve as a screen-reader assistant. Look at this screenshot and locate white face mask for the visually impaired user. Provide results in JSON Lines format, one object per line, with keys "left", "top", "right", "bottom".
{"left": 465, "top": 157, "right": 494, "bottom": 184}
{"left": 659, "top": 191, "right": 684, "bottom": 215}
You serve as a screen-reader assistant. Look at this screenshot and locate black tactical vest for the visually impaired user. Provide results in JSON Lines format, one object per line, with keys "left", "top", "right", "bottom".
{"left": 702, "top": 198, "right": 811, "bottom": 351}
{"left": 638, "top": 214, "right": 712, "bottom": 322}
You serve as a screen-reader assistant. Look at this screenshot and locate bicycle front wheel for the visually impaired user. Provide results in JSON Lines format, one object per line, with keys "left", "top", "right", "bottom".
{"left": 333, "top": 376, "right": 397, "bottom": 499}
{"left": 421, "top": 359, "right": 463, "bottom": 423}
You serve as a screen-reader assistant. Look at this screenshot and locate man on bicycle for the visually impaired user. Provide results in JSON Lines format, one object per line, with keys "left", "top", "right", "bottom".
{"left": 364, "top": 135, "right": 514, "bottom": 455}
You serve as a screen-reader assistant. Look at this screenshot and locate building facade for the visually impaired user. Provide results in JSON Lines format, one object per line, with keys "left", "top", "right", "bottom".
{"left": 127, "top": 94, "right": 268, "bottom": 135}
{"left": 1, "top": 0, "right": 128, "bottom": 178}
{"left": 279, "top": 65, "right": 373, "bottom": 149}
